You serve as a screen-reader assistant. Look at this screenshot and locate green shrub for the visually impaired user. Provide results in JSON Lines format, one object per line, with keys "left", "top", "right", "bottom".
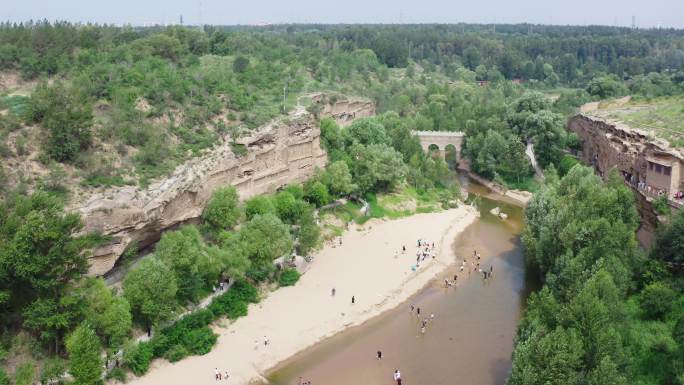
{"left": 124, "top": 341, "right": 154, "bottom": 376}
{"left": 0, "top": 369, "right": 9, "bottom": 385}
{"left": 149, "top": 334, "right": 170, "bottom": 358}
{"left": 246, "top": 262, "right": 274, "bottom": 282}
{"left": 208, "top": 290, "right": 248, "bottom": 319}
{"left": 652, "top": 196, "right": 670, "bottom": 215}
{"left": 279, "top": 268, "right": 300, "bottom": 287}
{"left": 183, "top": 327, "right": 217, "bottom": 355}
{"left": 156, "top": 309, "right": 214, "bottom": 356}
{"left": 14, "top": 362, "right": 35, "bottom": 385}
{"left": 640, "top": 282, "right": 676, "bottom": 319}
{"left": 106, "top": 367, "right": 127, "bottom": 382}
{"left": 230, "top": 142, "right": 247, "bottom": 157}
{"left": 230, "top": 280, "right": 259, "bottom": 303}
{"left": 164, "top": 344, "right": 190, "bottom": 362}
{"left": 82, "top": 174, "right": 128, "bottom": 188}
{"left": 245, "top": 196, "right": 276, "bottom": 220}
{"left": 40, "top": 358, "right": 66, "bottom": 385}
{"left": 558, "top": 155, "right": 580, "bottom": 177}
{"left": 203, "top": 186, "right": 242, "bottom": 230}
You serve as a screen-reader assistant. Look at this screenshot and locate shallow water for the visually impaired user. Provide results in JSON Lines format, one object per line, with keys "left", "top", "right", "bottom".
{"left": 266, "top": 178, "right": 533, "bottom": 385}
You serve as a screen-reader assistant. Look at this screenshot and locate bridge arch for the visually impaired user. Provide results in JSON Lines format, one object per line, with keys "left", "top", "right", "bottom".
{"left": 427, "top": 143, "right": 441, "bottom": 157}
{"left": 412, "top": 131, "right": 465, "bottom": 164}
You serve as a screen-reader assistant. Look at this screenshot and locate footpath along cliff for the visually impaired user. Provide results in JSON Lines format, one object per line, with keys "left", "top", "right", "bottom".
{"left": 73, "top": 96, "right": 374, "bottom": 275}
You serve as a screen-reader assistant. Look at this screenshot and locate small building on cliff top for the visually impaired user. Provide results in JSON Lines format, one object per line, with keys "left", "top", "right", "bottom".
{"left": 568, "top": 110, "right": 684, "bottom": 204}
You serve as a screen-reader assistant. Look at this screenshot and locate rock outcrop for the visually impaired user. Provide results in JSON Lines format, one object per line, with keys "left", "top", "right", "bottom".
{"left": 568, "top": 113, "right": 683, "bottom": 243}
{"left": 76, "top": 97, "right": 375, "bottom": 275}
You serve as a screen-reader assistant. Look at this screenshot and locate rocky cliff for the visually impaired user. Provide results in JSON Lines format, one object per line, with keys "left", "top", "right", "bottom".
{"left": 568, "top": 113, "right": 679, "bottom": 243}
{"left": 76, "top": 97, "right": 375, "bottom": 275}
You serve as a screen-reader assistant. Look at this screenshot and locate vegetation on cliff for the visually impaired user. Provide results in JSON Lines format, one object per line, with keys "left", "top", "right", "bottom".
{"left": 511, "top": 165, "right": 684, "bottom": 385}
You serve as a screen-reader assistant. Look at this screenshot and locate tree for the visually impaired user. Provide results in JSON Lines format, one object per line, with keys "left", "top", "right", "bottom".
{"left": 239, "top": 214, "right": 292, "bottom": 272}
{"left": 81, "top": 279, "right": 132, "bottom": 348}
{"left": 274, "top": 191, "right": 305, "bottom": 224}
{"left": 0, "top": 191, "right": 95, "bottom": 298}
{"left": 1, "top": 191, "right": 98, "bottom": 353}
{"left": 155, "top": 226, "right": 214, "bottom": 302}
{"left": 203, "top": 186, "right": 242, "bottom": 230}
{"left": 123, "top": 258, "right": 178, "bottom": 329}
{"left": 323, "top": 161, "right": 356, "bottom": 197}
{"left": 525, "top": 110, "right": 566, "bottom": 168}
{"left": 232, "top": 56, "right": 249, "bottom": 73}
{"left": 244, "top": 195, "right": 276, "bottom": 220}
{"left": 586, "top": 75, "right": 627, "bottom": 99}
{"left": 587, "top": 356, "right": 626, "bottom": 385}
{"left": 25, "top": 82, "right": 93, "bottom": 163}
{"left": 346, "top": 118, "right": 390, "bottom": 146}
{"left": 349, "top": 143, "right": 407, "bottom": 193}
{"left": 207, "top": 234, "right": 250, "bottom": 280}
{"left": 501, "top": 136, "right": 531, "bottom": 183}
{"left": 509, "top": 327, "right": 584, "bottom": 385}
{"left": 66, "top": 323, "right": 102, "bottom": 385}
{"left": 320, "top": 118, "right": 344, "bottom": 152}
{"left": 651, "top": 209, "right": 684, "bottom": 263}
{"left": 297, "top": 207, "right": 320, "bottom": 255}
{"left": 304, "top": 180, "right": 330, "bottom": 207}
{"left": 22, "top": 295, "right": 83, "bottom": 354}
{"left": 639, "top": 282, "right": 676, "bottom": 320}
{"left": 463, "top": 47, "right": 481, "bottom": 70}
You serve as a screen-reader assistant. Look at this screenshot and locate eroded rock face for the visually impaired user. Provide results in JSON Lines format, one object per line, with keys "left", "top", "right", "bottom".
{"left": 76, "top": 99, "right": 375, "bottom": 275}
{"left": 568, "top": 113, "right": 681, "bottom": 240}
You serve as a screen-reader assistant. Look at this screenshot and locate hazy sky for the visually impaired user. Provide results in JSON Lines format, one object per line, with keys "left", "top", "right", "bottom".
{"left": 3, "top": 0, "right": 684, "bottom": 28}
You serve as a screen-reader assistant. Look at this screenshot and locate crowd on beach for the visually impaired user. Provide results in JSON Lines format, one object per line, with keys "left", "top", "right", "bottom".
{"left": 212, "top": 236, "right": 495, "bottom": 384}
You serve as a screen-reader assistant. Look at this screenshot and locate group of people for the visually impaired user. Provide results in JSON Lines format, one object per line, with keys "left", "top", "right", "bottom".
{"left": 457, "top": 249, "right": 494, "bottom": 281}
{"left": 409, "top": 304, "right": 435, "bottom": 334}
{"left": 413, "top": 239, "right": 436, "bottom": 269}
{"left": 213, "top": 368, "right": 229, "bottom": 381}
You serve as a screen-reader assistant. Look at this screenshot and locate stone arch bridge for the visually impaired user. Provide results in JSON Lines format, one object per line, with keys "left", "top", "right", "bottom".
{"left": 412, "top": 131, "right": 465, "bottom": 160}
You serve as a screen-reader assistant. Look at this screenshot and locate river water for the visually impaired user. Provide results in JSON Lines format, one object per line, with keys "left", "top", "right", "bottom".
{"left": 266, "top": 178, "right": 534, "bottom": 385}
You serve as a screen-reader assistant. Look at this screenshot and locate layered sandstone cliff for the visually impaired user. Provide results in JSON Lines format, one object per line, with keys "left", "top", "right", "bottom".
{"left": 568, "top": 113, "right": 682, "bottom": 241}
{"left": 568, "top": 114, "right": 681, "bottom": 176}
{"left": 76, "top": 97, "right": 375, "bottom": 275}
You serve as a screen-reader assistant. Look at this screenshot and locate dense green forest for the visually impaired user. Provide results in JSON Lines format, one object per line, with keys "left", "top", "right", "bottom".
{"left": 2, "top": 21, "right": 684, "bottom": 193}
{"left": 512, "top": 166, "right": 684, "bottom": 385}
{"left": 1, "top": 21, "right": 684, "bottom": 384}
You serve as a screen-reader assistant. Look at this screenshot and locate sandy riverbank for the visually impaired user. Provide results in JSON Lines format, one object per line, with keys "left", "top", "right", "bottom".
{"left": 127, "top": 205, "right": 478, "bottom": 385}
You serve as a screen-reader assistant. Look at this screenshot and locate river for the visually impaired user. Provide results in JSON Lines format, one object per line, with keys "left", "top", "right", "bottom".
{"left": 266, "top": 177, "right": 535, "bottom": 385}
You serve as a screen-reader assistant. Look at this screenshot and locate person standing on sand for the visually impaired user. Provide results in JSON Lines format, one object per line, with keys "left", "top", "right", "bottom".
{"left": 377, "top": 350, "right": 383, "bottom": 360}
{"left": 417, "top": 307, "right": 421, "bottom": 316}
{"left": 331, "top": 288, "right": 336, "bottom": 296}
{"left": 403, "top": 245, "right": 406, "bottom": 253}
{"left": 214, "top": 368, "right": 220, "bottom": 381}
{"left": 263, "top": 336, "right": 269, "bottom": 346}
{"left": 394, "top": 370, "right": 402, "bottom": 385}
{"left": 351, "top": 296, "right": 355, "bottom": 304}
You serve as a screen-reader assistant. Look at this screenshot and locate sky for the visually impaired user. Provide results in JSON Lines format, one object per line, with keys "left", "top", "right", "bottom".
{"left": 3, "top": 0, "right": 684, "bottom": 29}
